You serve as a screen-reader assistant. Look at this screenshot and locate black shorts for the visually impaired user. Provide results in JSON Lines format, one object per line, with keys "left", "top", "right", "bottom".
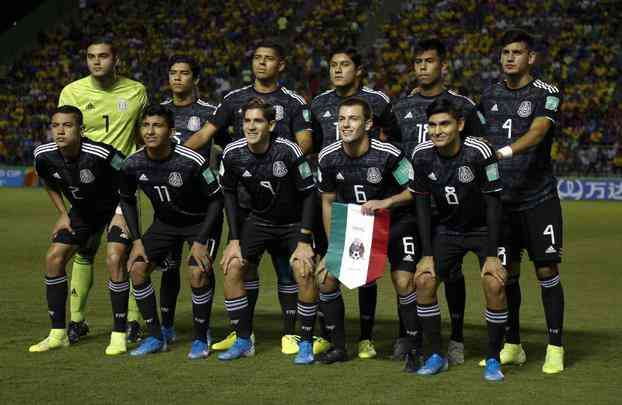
{"left": 240, "top": 218, "right": 300, "bottom": 264}
{"left": 53, "top": 208, "right": 113, "bottom": 257}
{"left": 143, "top": 216, "right": 223, "bottom": 266}
{"left": 501, "top": 197, "right": 563, "bottom": 266}
{"left": 388, "top": 216, "right": 420, "bottom": 273}
{"left": 433, "top": 232, "right": 490, "bottom": 282}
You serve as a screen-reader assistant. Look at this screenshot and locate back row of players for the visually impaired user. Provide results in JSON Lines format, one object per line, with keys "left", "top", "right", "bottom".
{"left": 30, "top": 29, "right": 565, "bottom": 381}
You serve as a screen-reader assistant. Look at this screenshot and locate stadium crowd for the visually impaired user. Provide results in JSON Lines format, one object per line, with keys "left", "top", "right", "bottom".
{"left": 0, "top": 0, "right": 620, "bottom": 175}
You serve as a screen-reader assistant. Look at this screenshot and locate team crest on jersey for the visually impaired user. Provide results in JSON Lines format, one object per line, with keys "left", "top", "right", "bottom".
{"left": 458, "top": 166, "right": 475, "bottom": 183}
{"left": 168, "top": 172, "right": 183, "bottom": 187}
{"left": 187, "top": 116, "right": 201, "bottom": 131}
{"left": 79, "top": 169, "right": 95, "bottom": 184}
{"left": 273, "top": 161, "right": 288, "bottom": 177}
{"left": 349, "top": 238, "right": 365, "bottom": 260}
{"left": 274, "top": 105, "right": 285, "bottom": 121}
{"left": 517, "top": 101, "right": 532, "bottom": 118}
{"left": 117, "top": 99, "right": 129, "bottom": 112}
{"left": 367, "top": 167, "right": 382, "bottom": 184}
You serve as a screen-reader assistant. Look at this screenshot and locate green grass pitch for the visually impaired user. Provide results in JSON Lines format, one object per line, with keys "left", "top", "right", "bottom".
{"left": 0, "top": 188, "right": 621, "bottom": 404}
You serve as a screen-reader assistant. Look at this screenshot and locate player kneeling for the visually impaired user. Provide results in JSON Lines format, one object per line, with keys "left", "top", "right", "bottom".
{"left": 218, "top": 98, "right": 318, "bottom": 364}
{"left": 120, "top": 105, "right": 223, "bottom": 358}
{"left": 409, "top": 99, "right": 507, "bottom": 381}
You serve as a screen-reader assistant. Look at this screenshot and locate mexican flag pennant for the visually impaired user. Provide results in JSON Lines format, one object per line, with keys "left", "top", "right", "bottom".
{"left": 326, "top": 203, "right": 390, "bottom": 289}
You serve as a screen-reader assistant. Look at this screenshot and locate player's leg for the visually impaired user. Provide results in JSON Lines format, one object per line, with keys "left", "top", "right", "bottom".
{"left": 159, "top": 242, "right": 183, "bottom": 344}
{"left": 311, "top": 207, "right": 331, "bottom": 354}
{"left": 527, "top": 198, "right": 565, "bottom": 373}
{"left": 268, "top": 247, "right": 300, "bottom": 354}
{"left": 317, "top": 273, "right": 347, "bottom": 364}
{"left": 357, "top": 281, "right": 378, "bottom": 358}
{"left": 444, "top": 268, "right": 466, "bottom": 365}
{"left": 291, "top": 251, "right": 319, "bottom": 365}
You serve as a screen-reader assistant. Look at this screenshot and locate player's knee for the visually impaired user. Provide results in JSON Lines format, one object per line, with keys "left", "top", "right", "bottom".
{"left": 106, "top": 248, "right": 125, "bottom": 272}
{"left": 415, "top": 272, "right": 436, "bottom": 293}
{"left": 189, "top": 267, "right": 207, "bottom": 288}
{"left": 391, "top": 272, "right": 413, "bottom": 295}
{"left": 319, "top": 273, "right": 338, "bottom": 293}
{"left": 45, "top": 247, "right": 69, "bottom": 276}
{"left": 243, "top": 262, "right": 259, "bottom": 281}
{"left": 130, "top": 262, "right": 149, "bottom": 284}
{"left": 535, "top": 263, "right": 558, "bottom": 279}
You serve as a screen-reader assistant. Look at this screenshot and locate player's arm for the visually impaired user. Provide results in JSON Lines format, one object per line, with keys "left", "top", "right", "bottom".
{"left": 290, "top": 157, "right": 317, "bottom": 268}
{"left": 191, "top": 167, "right": 224, "bottom": 272}
{"left": 119, "top": 163, "right": 148, "bottom": 268}
{"left": 320, "top": 192, "right": 336, "bottom": 240}
{"left": 464, "top": 105, "right": 487, "bottom": 138}
{"left": 361, "top": 155, "right": 414, "bottom": 214}
{"left": 479, "top": 154, "right": 506, "bottom": 284}
{"left": 408, "top": 160, "right": 435, "bottom": 278}
{"left": 317, "top": 160, "right": 336, "bottom": 239}
{"left": 185, "top": 121, "right": 220, "bottom": 150}
{"left": 378, "top": 101, "right": 401, "bottom": 143}
{"left": 295, "top": 129, "right": 313, "bottom": 156}
{"left": 35, "top": 158, "right": 72, "bottom": 236}
{"left": 291, "top": 102, "right": 314, "bottom": 155}
{"left": 496, "top": 117, "right": 552, "bottom": 159}
{"left": 218, "top": 157, "right": 244, "bottom": 272}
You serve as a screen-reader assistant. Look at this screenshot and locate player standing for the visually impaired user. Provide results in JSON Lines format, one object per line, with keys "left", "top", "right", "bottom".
{"left": 479, "top": 29, "right": 565, "bottom": 374}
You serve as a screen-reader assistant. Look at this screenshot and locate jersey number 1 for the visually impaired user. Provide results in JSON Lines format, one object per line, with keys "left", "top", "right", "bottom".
{"left": 103, "top": 115, "right": 110, "bottom": 132}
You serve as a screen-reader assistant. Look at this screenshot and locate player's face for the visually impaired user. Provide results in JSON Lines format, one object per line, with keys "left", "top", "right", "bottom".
{"left": 169, "top": 63, "right": 195, "bottom": 94}
{"left": 243, "top": 108, "right": 275, "bottom": 146}
{"left": 427, "top": 112, "right": 464, "bottom": 148}
{"left": 500, "top": 42, "right": 535, "bottom": 76}
{"left": 86, "top": 44, "right": 116, "bottom": 78}
{"left": 51, "top": 113, "right": 82, "bottom": 149}
{"left": 252, "top": 47, "right": 284, "bottom": 80}
{"left": 330, "top": 53, "right": 360, "bottom": 88}
{"left": 338, "top": 105, "right": 372, "bottom": 144}
{"left": 414, "top": 50, "right": 444, "bottom": 86}
{"left": 141, "top": 115, "right": 172, "bottom": 149}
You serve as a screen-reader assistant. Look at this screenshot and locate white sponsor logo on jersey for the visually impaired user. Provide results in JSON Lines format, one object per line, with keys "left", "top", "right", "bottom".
{"left": 274, "top": 105, "right": 285, "bottom": 121}
{"left": 517, "top": 101, "right": 532, "bottom": 118}
{"left": 367, "top": 167, "right": 382, "bottom": 184}
{"left": 79, "top": 169, "right": 95, "bottom": 184}
{"left": 169, "top": 172, "right": 183, "bottom": 187}
{"left": 458, "top": 166, "right": 475, "bottom": 183}
{"left": 273, "top": 161, "right": 288, "bottom": 177}
{"left": 117, "top": 99, "right": 129, "bottom": 112}
{"left": 187, "top": 116, "right": 201, "bottom": 131}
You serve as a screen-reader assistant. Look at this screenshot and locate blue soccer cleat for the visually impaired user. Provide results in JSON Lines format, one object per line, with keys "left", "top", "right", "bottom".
{"left": 416, "top": 353, "right": 449, "bottom": 375}
{"left": 217, "top": 337, "right": 255, "bottom": 361}
{"left": 129, "top": 336, "right": 167, "bottom": 356}
{"left": 161, "top": 326, "right": 176, "bottom": 344}
{"left": 188, "top": 340, "right": 210, "bottom": 360}
{"left": 484, "top": 358, "right": 505, "bottom": 381}
{"left": 294, "top": 341, "right": 315, "bottom": 365}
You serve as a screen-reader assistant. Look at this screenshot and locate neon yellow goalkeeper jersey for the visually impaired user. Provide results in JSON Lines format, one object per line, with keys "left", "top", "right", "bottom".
{"left": 58, "top": 76, "right": 148, "bottom": 156}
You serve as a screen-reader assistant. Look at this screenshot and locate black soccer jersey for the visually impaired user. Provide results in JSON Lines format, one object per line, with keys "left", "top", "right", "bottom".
{"left": 318, "top": 139, "right": 413, "bottom": 218}
{"left": 161, "top": 98, "right": 216, "bottom": 159}
{"left": 310, "top": 87, "right": 399, "bottom": 151}
{"left": 220, "top": 136, "right": 316, "bottom": 225}
{"left": 34, "top": 139, "right": 124, "bottom": 218}
{"left": 479, "top": 79, "right": 562, "bottom": 211}
{"left": 120, "top": 143, "right": 221, "bottom": 227}
{"left": 393, "top": 89, "right": 485, "bottom": 159}
{"left": 210, "top": 85, "right": 311, "bottom": 144}
{"left": 409, "top": 137, "right": 502, "bottom": 234}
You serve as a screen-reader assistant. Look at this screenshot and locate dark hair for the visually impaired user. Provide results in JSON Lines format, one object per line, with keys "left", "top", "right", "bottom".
{"left": 329, "top": 47, "right": 363, "bottom": 68}
{"left": 254, "top": 41, "right": 285, "bottom": 60}
{"left": 500, "top": 29, "right": 535, "bottom": 50}
{"left": 87, "top": 36, "right": 116, "bottom": 56}
{"left": 169, "top": 55, "right": 200, "bottom": 79}
{"left": 426, "top": 98, "right": 463, "bottom": 121}
{"left": 142, "top": 104, "right": 174, "bottom": 129}
{"left": 54, "top": 105, "right": 83, "bottom": 126}
{"left": 338, "top": 97, "right": 372, "bottom": 121}
{"left": 241, "top": 97, "right": 276, "bottom": 122}
{"left": 414, "top": 38, "right": 447, "bottom": 60}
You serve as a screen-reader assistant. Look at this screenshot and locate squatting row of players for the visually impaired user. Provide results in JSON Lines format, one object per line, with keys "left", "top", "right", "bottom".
{"left": 29, "top": 29, "right": 565, "bottom": 381}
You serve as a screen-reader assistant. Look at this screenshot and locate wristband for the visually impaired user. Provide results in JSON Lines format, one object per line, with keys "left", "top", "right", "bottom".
{"left": 497, "top": 146, "right": 513, "bottom": 159}
{"left": 299, "top": 232, "right": 313, "bottom": 245}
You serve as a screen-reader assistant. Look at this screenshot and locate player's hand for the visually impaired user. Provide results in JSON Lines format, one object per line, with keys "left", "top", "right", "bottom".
{"left": 481, "top": 256, "right": 506, "bottom": 286}
{"left": 127, "top": 239, "right": 148, "bottom": 272}
{"left": 415, "top": 255, "right": 436, "bottom": 281}
{"left": 220, "top": 240, "right": 243, "bottom": 275}
{"left": 290, "top": 242, "right": 315, "bottom": 277}
{"left": 314, "top": 256, "right": 328, "bottom": 286}
{"left": 51, "top": 213, "right": 74, "bottom": 239}
{"left": 190, "top": 241, "right": 213, "bottom": 273}
{"left": 409, "top": 87, "right": 422, "bottom": 96}
{"left": 360, "top": 199, "right": 391, "bottom": 215}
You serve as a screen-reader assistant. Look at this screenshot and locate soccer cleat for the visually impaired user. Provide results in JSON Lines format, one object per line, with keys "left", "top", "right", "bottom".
{"left": 28, "top": 329, "right": 69, "bottom": 353}
{"left": 161, "top": 326, "right": 177, "bottom": 344}
{"left": 217, "top": 337, "right": 255, "bottom": 361}
{"left": 294, "top": 341, "right": 315, "bottom": 365}
{"left": 313, "top": 336, "right": 331, "bottom": 355}
{"left": 127, "top": 321, "right": 143, "bottom": 344}
{"left": 317, "top": 347, "right": 348, "bottom": 364}
{"left": 281, "top": 334, "right": 301, "bottom": 354}
{"left": 416, "top": 354, "right": 449, "bottom": 375}
{"left": 542, "top": 345, "right": 564, "bottom": 374}
{"left": 391, "top": 337, "right": 412, "bottom": 361}
{"left": 212, "top": 331, "right": 255, "bottom": 351}
{"left": 478, "top": 343, "right": 527, "bottom": 366}
{"left": 403, "top": 350, "right": 424, "bottom": 373}
{"left": 484, "top": 358, "right": 505, "bottom": 381}
{"left": 188, "top": 340, "right": 210, "bottom": 360}
{"left": 358, "top": 339, "right": 377, "bottom": 359}
{"left": 447, "top": 340, "right": 465, "bottom": 365}
{"left": 105, "top": 331, "right": 128, "bottom": 355}
{"left": 67, "top": 320, "right": 89, "bottom": 344}
{"left": 129, "top": 336, "right": 167, "bottom": 356}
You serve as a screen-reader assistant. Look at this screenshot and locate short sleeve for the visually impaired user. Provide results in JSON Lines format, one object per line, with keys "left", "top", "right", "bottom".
{"left": 391, "top": 156, "right": 413, "bottom": 187}
{"left": 219, "top": 155, "right": 238, "bottom": 193}
{"left": 290, "top": 101, "right": 313, "bottom": 137}
{"left": 318, "top": 159, "right": 335, "bottom": 193}
{"left": 408, "top": 159, "right": 430, "bottom": 195}
{"left": 209, "top": 97, "right": 234, "bottom": 129}
{"left": 200, "top": 165, "right": 222, "bottom": 196}
{"left": 534, "top": 89, "right": 562, "bottom": 124}
{"left": 295, "top": 157, "right": 316, "bottom": 192}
